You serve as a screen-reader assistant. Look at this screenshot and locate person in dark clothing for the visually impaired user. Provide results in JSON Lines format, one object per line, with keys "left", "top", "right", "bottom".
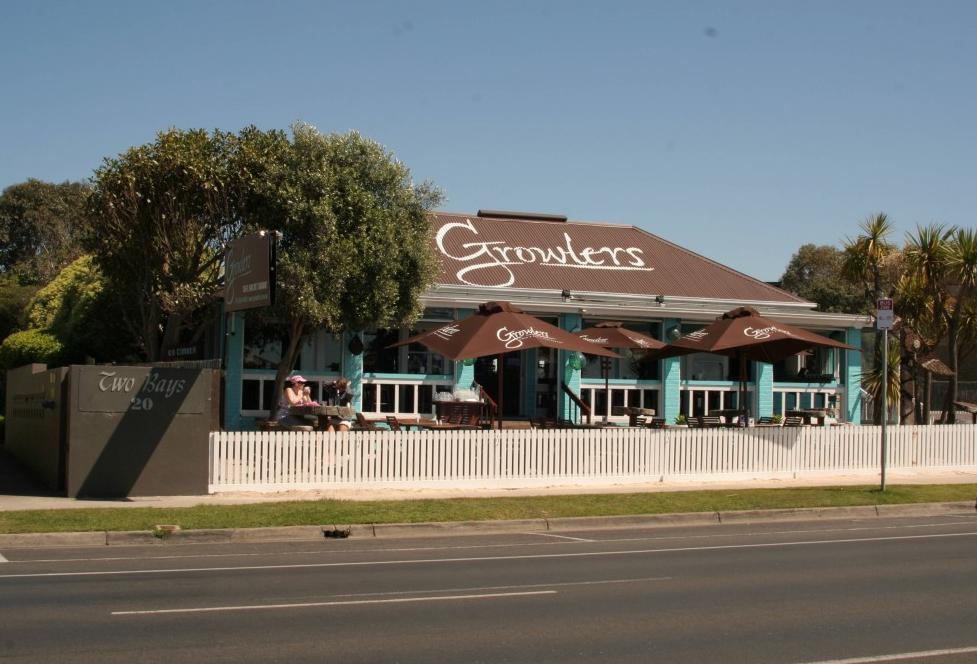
{"left": 328, "top": 377, "right": 354, "bottom": 432}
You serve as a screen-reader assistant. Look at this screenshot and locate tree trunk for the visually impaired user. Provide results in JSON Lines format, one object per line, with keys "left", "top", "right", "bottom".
{"left": 923, "top": 370, "right": 932, "bottom": 425}
{"left": 898, "top": 329, "right": 915, "bottom": 424}
{"left": 158, "top": 312, "right": 184, "bottom": 362}
{"left": 268, "top": 317, "right": 307, "bottom": 421}
{"left": 871, "top": 332, "right": 884, "bottom": 425}
{"left": 941, "top": 323, "right": 959, "bottom": 424}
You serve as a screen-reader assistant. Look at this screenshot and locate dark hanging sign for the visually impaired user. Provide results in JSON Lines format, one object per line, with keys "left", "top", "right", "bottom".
{"left": 224, "top": 233, "right": 276, "bottom": 313}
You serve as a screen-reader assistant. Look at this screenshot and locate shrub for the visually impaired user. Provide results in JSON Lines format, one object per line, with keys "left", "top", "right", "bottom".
{"left": 0, "top": 329, "right": 64, "bottom": 369}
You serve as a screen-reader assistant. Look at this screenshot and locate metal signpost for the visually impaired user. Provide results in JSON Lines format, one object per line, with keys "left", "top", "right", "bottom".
{"left": 876, "top": 297, "right": 894, "bottom": 491}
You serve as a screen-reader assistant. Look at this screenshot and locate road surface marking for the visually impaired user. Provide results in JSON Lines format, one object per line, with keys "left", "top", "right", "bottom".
{"left": 796, "top": 644, "right": 977, "bottom": 663}
{"left": 0, "top": 552, "right": 7, "bottom": 563}
{"left": 527, "top": 532, "right": 594, "bottom": 542}
{"left": 111, "top": 590, "right": 557, "bottom": 616}
{"left": 3, "top": 530, "right": 975, "bottom": 579}
{"left": 326, "top": 576, "right": 671, "bottom": 599}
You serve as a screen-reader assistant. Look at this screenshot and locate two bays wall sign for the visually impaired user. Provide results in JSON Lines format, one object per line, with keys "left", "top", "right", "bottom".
{"left": 224, "top": 233, "right": 276, "bottom": 313}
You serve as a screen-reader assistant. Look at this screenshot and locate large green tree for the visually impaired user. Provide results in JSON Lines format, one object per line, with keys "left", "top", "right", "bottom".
{"left": 0, "top": 179, "right": 89, "bottom": 285}
{"left": 238, "top": 124, "right": 443, "bottom": 419}
{"left": 25, "top": 255, "right": 137, "bottom": 363}
{"left": 779, "top": 244, "right": 862, "bottom": 313}
{"left": 85, "top": 128, "right": 246, "bottom": 360}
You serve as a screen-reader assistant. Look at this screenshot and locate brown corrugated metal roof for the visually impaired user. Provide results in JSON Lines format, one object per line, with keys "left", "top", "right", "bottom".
{"left": 431, "top": 212, "right": 807, "bottom": 304}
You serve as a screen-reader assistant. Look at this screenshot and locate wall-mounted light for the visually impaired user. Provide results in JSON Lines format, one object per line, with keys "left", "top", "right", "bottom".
{"left": 655, "top": 294, "right": 666, "bottom": 305}
{"left": 561, "top": 289, "right": 572, "bottom": 301}
{"left": 667, "top": 326, "right": 682, "bottom": 341}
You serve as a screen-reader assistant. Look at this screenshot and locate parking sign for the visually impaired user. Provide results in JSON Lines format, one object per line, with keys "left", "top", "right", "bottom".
{"left": 876, "top": 298, "right": 894, "bottom": 330}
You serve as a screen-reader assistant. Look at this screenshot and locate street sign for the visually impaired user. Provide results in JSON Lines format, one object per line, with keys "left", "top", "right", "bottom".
{"left": 876, "top": 298, "right": 894, "bottom": 330}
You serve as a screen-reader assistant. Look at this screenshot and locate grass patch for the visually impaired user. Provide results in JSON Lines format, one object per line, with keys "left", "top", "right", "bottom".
{"left": 1, "top": 484, "right": 974, "bottom": 535}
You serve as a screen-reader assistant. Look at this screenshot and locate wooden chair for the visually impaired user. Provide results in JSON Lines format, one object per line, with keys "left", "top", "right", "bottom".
{"left": 355, "top": 412, "right": 381, "bottom": 431}
{"left": 757, "top": 416, "right": 781, "bottom": 426}
{"left": 699, "top": 415, "right": 723, "bottom": 428}
{"left": 783, "top": 416, "right": 804, "bottom": 427}
{"left": 647, "top": 418, "right": 667, "bottom": 429}
{"left": 385, "top": 416, "right": 403, "bottom": 431}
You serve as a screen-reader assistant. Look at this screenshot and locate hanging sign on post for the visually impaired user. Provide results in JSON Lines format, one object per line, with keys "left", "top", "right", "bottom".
{"left": 875, "top": 298, "right": 894, "bottom": 330}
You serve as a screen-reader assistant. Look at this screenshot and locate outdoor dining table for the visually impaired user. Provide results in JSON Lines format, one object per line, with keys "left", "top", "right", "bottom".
{"left": 290, "top": 404, "right": 354, "bottom": 429}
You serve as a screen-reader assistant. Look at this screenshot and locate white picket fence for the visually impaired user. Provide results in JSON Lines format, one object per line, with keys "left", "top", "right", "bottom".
{"left": 208, "top": 425, "right": 977, "bottom": 493}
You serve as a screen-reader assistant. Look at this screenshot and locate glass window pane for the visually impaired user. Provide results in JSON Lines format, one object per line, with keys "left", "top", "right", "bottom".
{"left": 242, "top": 379, "right": 260, "bottom": 411}
{"left": 398, "top": 385, "right": 415, "bottom": 413}
{"left": 362, "top": 384, "right": 377, "bottom": 412}
{"left": 261, "top": 380, "right": 276, "bottom": 412}
{"left": 379, "top": 384, "right": 396, "bottom": 413}
{"left": 419, "top": 385, "right": 434, "bottom": 415}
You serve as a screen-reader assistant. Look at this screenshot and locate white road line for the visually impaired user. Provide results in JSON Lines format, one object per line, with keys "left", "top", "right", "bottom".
{"left": 326, "top": 575, "right": 671, "bottom": 599}
{"left": 0, "top": 552, "right": 7, "bottom": 563}
{"left": 2, "top": 530, "right": 975, "bottom": 580}
{"left": 527, "top": 532, "right": 595, "bottom": 542}
{"left": 112, "top": 590, "right": 557, "bottom": 616}
{"left": 795, "top": 644, "right": 977, "bottom": 663}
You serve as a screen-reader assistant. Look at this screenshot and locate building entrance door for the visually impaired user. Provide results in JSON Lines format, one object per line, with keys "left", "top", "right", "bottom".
{"left": 475, "top": 354, "right": 522, "bottom": 418}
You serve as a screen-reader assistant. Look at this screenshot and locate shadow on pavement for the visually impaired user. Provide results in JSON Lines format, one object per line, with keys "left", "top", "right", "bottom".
{"left": 0, "top": 445, "right": 59, "bottom": 498}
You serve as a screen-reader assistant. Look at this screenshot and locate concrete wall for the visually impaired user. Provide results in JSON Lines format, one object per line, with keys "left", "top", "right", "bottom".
{"left": 65, "top": 365, "right": 219, "bottom": 497}
{"left": 4, "top": 364, "right": 69, "bottom": 491}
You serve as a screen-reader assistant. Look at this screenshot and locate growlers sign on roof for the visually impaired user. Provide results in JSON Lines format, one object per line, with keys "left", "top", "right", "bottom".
{"left": 224, "top": 233, "right": 276, "bottom": 313}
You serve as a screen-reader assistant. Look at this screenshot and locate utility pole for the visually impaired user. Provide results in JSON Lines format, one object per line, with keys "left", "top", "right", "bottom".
{"left": 876, "top": 298, "right": 894, "bottom": 491}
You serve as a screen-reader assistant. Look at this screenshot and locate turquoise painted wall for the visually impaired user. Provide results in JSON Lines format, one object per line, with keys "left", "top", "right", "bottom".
{"left": 755, "top": 361, "right": 773, "bottom": 419}
{"left": 845, "top": 326, "right": 863, "bottom": 423}
{"left": 660, "top": 318, "right": 681, "bottom": 423}
{"left": 559, "top": 312, "right": 583, "bottom": 423}
{"left": 452, "top": 308, "right": 475, "bottom": 390}
{"left": 343, "top": 330, "right": 364, "bottom": 411}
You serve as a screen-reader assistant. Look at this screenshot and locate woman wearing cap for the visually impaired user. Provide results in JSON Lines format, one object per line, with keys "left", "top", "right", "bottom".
{"left": 276, "top": 375, "right": 310, "bottom": 426}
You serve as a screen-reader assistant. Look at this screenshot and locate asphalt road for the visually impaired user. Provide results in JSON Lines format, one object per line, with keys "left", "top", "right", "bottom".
{"left": 2, "top": 514, "right": 977, "bottom": 664}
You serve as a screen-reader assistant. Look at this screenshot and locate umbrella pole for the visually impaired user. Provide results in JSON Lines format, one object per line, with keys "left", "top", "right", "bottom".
{"left": 497, "top": 353, "right": 504, "bottom": 429}
{"left": 739, "top": 353, "right": 749, "bottom": 426}
{"left": 603, "top": 357, "right": 610, "bottom": 422}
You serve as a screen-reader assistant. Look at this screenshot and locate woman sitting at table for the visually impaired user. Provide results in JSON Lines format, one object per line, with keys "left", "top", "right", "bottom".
{"left": 275, "top": 375, "right": 310, "bottom": 426}
{"left": 327, "top": 377, "right": 354, "bottom": 432}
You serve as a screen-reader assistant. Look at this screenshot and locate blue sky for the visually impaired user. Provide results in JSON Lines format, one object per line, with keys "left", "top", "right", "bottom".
{"left": 2, "top": 0, "right": 974, "bottom": 281}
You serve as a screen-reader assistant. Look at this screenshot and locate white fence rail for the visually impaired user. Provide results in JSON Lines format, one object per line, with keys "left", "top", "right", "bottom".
{"left": 208, "top": 425, "right": 977, "bottom": 493}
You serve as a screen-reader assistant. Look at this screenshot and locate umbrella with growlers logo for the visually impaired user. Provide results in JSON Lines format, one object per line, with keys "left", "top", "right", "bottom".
{"left": 574, "top": 322, "right": 665, "bottom": 420}
{"left": 389, "top": 301, "right": 618, "bottom": 424}
{"left": 653, "top": 307, "right": 856, "bottom": 423}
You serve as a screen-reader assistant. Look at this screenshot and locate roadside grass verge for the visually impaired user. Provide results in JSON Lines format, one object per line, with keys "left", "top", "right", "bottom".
{"left": 1, "top": 484, "right": 975, "bottom": 534}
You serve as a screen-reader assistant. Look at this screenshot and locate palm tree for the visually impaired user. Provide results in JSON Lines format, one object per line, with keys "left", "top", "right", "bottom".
{"left": 843, "top": 213, "right": 895, "bottom": 423}
{"left": 902, "top": 225, "right": 952, "bottom": 423}
{"left": 942, "top": 228, "right": 977, "bottom": 422}
{"left": 861, "top": 335, "right": 901, "bottom": 424}
{"left": 842, "top": 213, "right": 895, "bottom": 313}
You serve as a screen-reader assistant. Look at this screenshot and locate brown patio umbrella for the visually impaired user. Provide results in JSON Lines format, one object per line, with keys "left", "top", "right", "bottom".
{"left": 654, "top": 307, "right": 857, "bottom": 422}
{"left": 575, "top": 322, "right": 666, "bottom": 419}
{"left": 576, "top": 322, "right": 666, "bottom": 353}
{"left": 389, "top": 301, "right": 618, "bottom": 424}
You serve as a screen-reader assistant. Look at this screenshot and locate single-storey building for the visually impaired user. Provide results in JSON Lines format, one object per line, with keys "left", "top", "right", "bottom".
{"left": 224, "top": 210, "right": 868, "bottom": 429}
